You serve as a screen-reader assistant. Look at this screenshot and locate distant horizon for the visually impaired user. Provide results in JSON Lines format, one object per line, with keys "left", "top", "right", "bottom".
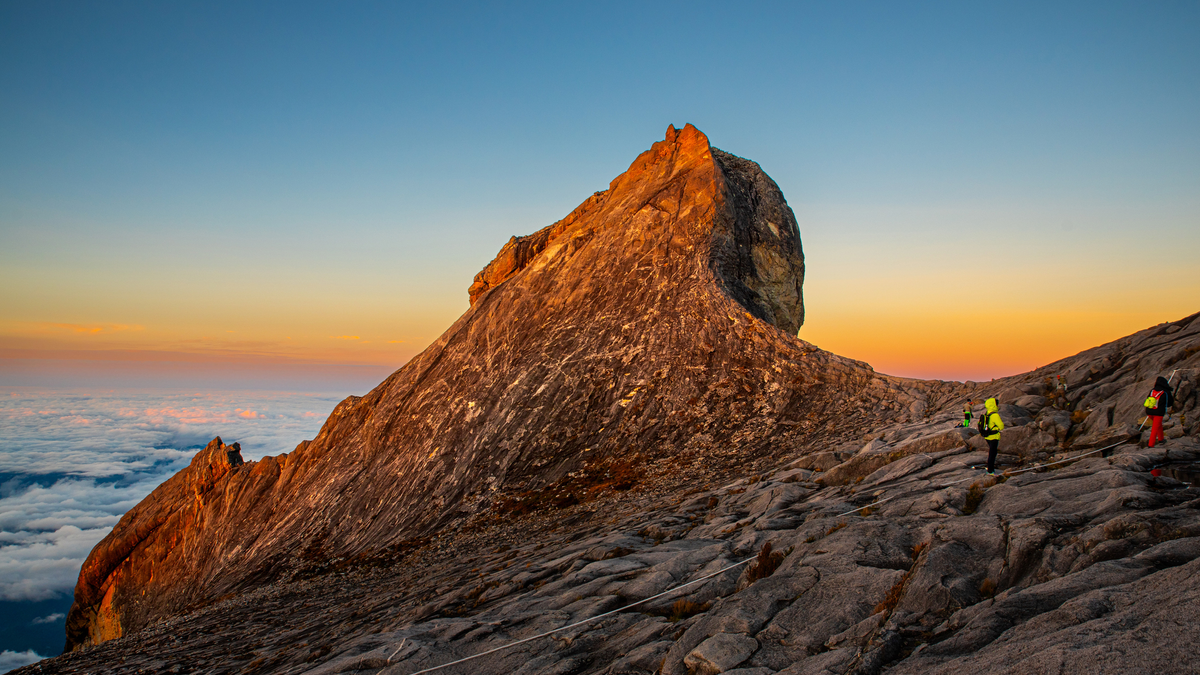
{"left": 3, "top": 305, "right": 1196, "bottom": 390}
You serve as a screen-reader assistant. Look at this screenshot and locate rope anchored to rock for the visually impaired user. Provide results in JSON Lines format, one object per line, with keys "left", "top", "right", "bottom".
{"left": 391, "top": 553, "right": 757, "bottom": 674}
{"left": 829, "top": 433, "right": 1149, "bottom": 520}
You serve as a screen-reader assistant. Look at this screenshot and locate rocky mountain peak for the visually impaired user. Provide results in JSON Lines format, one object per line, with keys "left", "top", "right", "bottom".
{"left": 38, "top": 126, "right": 1200, "bottom": 675}
{"left": 467, "top": 123, "right": 804, "bottom": 333}
{"left": 469, "top": 123, "right": 716, "bottom": 306}
{"left": 65, "top": 125, "right": 902, "bottom": 653}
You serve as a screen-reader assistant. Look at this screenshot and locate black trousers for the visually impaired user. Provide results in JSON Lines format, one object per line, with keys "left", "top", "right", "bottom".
{"left": 986, "top": 438, "right": 999, "bottom": 473}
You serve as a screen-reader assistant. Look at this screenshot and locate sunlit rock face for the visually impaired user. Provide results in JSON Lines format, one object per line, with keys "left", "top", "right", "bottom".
{"left": 51, "top": 126, "right": 1200, "bottom": 675}
{"left": 66, "top": 125, "right": 924, "bottom": 651}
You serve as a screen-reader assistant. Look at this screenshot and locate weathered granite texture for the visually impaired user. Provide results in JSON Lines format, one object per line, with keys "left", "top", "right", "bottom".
{"left": 65, "top": 125, "right": 947, "bottom": 653}
{"left": 34, "top": 326, "right": 1200, "bottom": 673}
{"left": 43, "top": 124, "right": 1200, "bottom": 674}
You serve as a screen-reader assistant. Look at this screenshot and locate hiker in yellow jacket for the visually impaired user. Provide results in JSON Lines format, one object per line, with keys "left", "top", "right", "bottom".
{"left": 980, "top": 397, "right": 1005, "bottom": 475}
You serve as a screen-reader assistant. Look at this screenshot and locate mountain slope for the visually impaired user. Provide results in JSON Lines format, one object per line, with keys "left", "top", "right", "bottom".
{"left": 39, "top": 311, "right": 1200, "bottom": 675}
{"left": 41, "top": 124, "right": 1200, "bottom": 675}
{"left": 66, "top": 125, "right": 940, "bottom": 651}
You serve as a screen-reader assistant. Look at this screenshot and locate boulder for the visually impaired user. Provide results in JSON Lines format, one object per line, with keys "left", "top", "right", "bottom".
{"left": 683, "top": 633, "right": 759, "bottom": 675}
{"left": 1012, "top": 395, "right": 1047, "bottom": 413}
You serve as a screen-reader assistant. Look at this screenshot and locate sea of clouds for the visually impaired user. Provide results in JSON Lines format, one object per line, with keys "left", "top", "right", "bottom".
{"left": 0, "top": 387, "right": 347, "bottom": 670}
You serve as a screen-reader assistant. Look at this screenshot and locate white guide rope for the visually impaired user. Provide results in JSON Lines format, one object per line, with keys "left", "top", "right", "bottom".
{"left": 387, "top": 372, "right": 1184, "bottom": 672}
{"left": 393, "top": 554, "right": 757, "bottom": 674}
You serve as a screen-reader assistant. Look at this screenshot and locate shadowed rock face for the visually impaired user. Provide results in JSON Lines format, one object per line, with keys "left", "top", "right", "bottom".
{"left": 66, "top": 125, "right": 925, "bottom": 651}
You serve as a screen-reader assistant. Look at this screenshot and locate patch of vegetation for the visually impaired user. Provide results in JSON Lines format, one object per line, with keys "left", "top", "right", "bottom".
{"left": 826, "top": 521, "right": 848, "bottom": 536}
{"left": 962, "top": 483, "right": 986, "bottom": 515}
{"left": 494, "top": 488, "right": 580, "bottom": 516}
{"left": 874, "top": 541, "right": 928, "bottom": 616}
{"left": 874, "top": 568, "right": 914, "bottom": 616}
{"left": 1071, "top": 409, "right": 1091, "bottom": 425}
{"left": 747, "top": 542, "right": 786, "bottom": 583}
{"left": 668, "top": 598, "right": 711, "bottom": 622}
{"left": 493, "top": 455, "right": 644, "bottom": 516}
{"left": 978, "top": 577, "right": 997, "bottom": 599}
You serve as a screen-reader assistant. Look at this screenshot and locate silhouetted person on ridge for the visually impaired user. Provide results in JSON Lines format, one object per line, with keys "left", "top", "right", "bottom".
{"left": 1144, "top": 376, "right": 1174, "bottom": 448}
{"left": 979, "top": 397, "right": 1004, "bottom": 475}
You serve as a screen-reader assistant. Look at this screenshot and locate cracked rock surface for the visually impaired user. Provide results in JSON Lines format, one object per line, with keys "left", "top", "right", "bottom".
{"left": 34, "top": 123, "right": 1200, "bottom": 674}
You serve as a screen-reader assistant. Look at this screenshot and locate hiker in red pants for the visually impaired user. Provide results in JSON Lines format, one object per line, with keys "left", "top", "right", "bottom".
{"left": 1144, "top": 376, "right": 1174, "bottom": 448}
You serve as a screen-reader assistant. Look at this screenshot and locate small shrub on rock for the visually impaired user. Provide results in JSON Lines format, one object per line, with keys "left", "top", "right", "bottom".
{"left": 962, "top": 484, "right": 986, "bottom": 515}
{"left": 667, "top": 598, "right": 710, "bottom": 622}
{"left": 747, "top": 541, "right": 786, "bottom": 583}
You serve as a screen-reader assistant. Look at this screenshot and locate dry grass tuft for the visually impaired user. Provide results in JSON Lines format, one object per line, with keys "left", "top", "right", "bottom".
{"left": 747, "top": 542, "right": 786, "bottom": 583}
{"left": 962, "top": 483, "right": 986, "bottom": 515}
{"left": 874, "top": 570, "right": 912, "bottom": 615}
{"left": 667, "top": 598, "right": 710, "bottom": 622}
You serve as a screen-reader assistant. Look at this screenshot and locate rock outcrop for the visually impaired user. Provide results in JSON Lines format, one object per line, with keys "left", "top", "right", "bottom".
{"left": 45, "top": 124, "right": 1200, "bottom": 675}
{"left": 65, "top": 125, "right": 934, "bottom": 652}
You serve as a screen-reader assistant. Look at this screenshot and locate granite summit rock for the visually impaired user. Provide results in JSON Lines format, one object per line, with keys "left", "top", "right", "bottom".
{"left": 65, "top": 125, "right": 921, "bottom": 651}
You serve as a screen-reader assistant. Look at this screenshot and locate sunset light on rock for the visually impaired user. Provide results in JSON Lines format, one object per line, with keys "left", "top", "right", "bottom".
{"left": 1, "top": 2, "right": 1198, "bottom": 673}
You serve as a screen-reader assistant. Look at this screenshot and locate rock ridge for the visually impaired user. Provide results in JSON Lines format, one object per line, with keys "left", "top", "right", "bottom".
{"left": 65, "top": 124, "right": 916, "bottom": 652}
{"left": 38, "top": 125, "right": 1200, "bottom": 675}
{"left": 38, "top": 308, "right": 1200, "bottom": 674}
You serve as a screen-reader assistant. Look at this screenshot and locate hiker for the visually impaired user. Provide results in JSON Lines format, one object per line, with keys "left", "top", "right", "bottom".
{"left": 1055, "top": 375, "right": 1067, "bottom": 409}
{"left": 1144, "top": 376, "right": 1174, "bottom": 448}
{"left": 961, "top": 401, "right": 973, "bottom": 428}
{"left": 979, "top": 397, "right": 1004, "bottom": 474}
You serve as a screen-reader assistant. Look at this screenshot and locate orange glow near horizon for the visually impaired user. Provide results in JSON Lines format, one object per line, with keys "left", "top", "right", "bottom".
{"left": 5, "top": 300, "right": 1197, "bottom": 386}
{"left": 0, "top": 316, "right": 445, "bottom": 368}
{"left": 798, "top": 308, "right": 1188, "bottom": 382}
{"left": 2, "top": 207, "right": 1197, "bottom": 385}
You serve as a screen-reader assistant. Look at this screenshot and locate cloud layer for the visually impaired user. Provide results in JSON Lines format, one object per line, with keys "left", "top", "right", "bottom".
{"left": 0, "top": 388, "right": 343, "bottom": 603}
{"left": 0, "top": 650, "right": 44, "bottom": 673}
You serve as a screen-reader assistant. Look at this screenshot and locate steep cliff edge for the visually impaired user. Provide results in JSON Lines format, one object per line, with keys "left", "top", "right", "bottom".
{"left": 66, "top": 125, "right": 932, "bottom": 651}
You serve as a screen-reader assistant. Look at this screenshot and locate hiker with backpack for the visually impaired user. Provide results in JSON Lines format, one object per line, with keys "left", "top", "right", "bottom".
{"left": 1144, "top": 376, "right": 1174, "bottom": 448}
{"left": 978, "top": 397, "right": 1004, "bottom": 475}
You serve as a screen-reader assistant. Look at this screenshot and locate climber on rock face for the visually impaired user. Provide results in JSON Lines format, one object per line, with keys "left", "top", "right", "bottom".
{"left": 979, "top": 398, "right": 1004, "bottom": 475}
{"left": 1144, "top": 376, "right": 1174, "bottom": 448}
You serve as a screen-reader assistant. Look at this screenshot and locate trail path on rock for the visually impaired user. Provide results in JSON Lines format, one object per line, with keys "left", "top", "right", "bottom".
{"left": 38, "top": 121, "right": 1200, "bottom": 674}
{"left": 36, "top": 422, "right": 1200, "bottom": 674}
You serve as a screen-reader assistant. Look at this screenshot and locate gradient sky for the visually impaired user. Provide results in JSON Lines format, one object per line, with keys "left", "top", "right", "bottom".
{"left": 2, "top": 0, "right": 1198, "bottom": 385}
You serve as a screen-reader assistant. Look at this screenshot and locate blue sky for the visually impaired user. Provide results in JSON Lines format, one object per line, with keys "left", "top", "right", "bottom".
{"left": 0, "top": 3, "right": 1197, "bottom": 667}
{"left": 1, "top": 0, "right": 1198, "bottom": 384}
